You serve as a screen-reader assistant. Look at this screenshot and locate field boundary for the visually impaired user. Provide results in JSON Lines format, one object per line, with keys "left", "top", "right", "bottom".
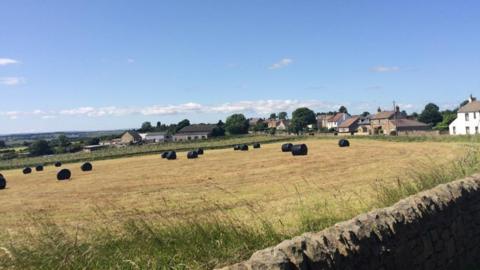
{"left": 220, "top": 174, "right": 480, "bottom": 270}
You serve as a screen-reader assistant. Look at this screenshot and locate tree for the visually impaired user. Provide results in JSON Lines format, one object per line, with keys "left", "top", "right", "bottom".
{"left": 0, "top": 140, "right": 6, "bottom": 148}
{"left": 361, "top": 111, "right": 370, "bottom": 117}
{"left": 175, "top": 119, "right": 190, "bottom": 132}
{"left": 435, "top": 110, "right": 457, "bottom": 131}
{"left": 225, "top": 114, "right": 249, "bottom": 135}
{"left": 57, "top": 134, "right": 70, "bottom": 147}
{"left": 252, "top": 121, "right": 268, "bottom": 132}
{"left": 339, "top": 106, "right": 348, "bottom": 114}
{"left": 418, "top": 103, "right": 443, "bottom": 126}
{"left": 290, "top": 107, "right": 316, "bottom": 134}
{"left": 140, "top": 121, "right": 153, "bottom": 132}
{"left": 28, "top": 140, "right": 53, "bottom": 156}
{"left": 211, "top": 120, "right": 226, "bottom": 137}
{"left": 278, "top": 112, "right": 288, "bottom": 120}
{"left": 156, "top": 121, "right": 162, "bottom": 129}
{"left": 269, "top": 113, "right": 277, "bottom": 120}
{"left": 87, "top": 137, "right": 101, "bottom": 145}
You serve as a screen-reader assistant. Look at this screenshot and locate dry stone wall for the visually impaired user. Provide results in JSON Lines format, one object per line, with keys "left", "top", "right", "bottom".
{"left": 219, "top": 174, "right": 480, "bottom": 270}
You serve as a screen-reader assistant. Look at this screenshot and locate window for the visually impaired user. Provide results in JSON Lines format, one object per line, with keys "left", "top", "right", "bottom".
{"left": 453, "top": 126, "right": 456, "bottom": 135}
{"left": 466, "top": 127, "right": 470, "bottom": 134}
{"left": 466, "top": 113, "right": 470, "bottom": 121}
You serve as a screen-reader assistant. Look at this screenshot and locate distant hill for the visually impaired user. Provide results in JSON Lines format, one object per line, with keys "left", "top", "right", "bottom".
{"left": 0, "top": 130, "right": 124, "bottom": 145}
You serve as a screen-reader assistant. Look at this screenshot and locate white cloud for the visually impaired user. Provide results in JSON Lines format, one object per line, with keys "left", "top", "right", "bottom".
{"left": 269, "top": 58, "right": 293, "bottom": 70}
{"left": 0, "top": 58, "right": 19, "bottom": 66}
{"left": 0, "top": 77, "right": 24, "bottom": 86}
{"left": 370, "top": 66, "right": 400, "bottom": 73}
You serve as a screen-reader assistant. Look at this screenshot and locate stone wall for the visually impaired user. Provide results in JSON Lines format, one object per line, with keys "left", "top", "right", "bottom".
{"left": 219, "top": 175, "right": 480, "bottom": 270}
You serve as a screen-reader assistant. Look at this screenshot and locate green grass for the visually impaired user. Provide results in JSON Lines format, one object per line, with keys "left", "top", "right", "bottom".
{"left": 1, "top": 145, "right": 479, "bottom": 269}
{"left": 0, "top": 135, "right": 303, "bottom": 171}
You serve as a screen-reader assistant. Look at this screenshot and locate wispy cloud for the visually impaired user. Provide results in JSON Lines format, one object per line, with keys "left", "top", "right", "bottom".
{"left": 127, "top": 58, "right": 135, "bottom": 64}
{"left": 0, "top": 77, "right": 25, "bottom": 86}
{"left": 370, "top": 65, "right": 400, "bottom": 73}
{"left": 269, "top": 58, "right": 293, "bottom": 70}
{"left": 0, "top": 58, "right": 19, "bottom": 66}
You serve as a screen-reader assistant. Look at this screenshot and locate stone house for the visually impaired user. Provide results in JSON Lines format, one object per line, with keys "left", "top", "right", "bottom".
{"left": 371, "top": 108, "right": 430, "bottom": 135}
{"left": 120, "top": 131, "right": 143, "bottom": 144}
{"left": 173, "top": 124, "right": 217, "bottom": 141}
{"left": 338, "top": 116, "right": 360, "bottom": 135}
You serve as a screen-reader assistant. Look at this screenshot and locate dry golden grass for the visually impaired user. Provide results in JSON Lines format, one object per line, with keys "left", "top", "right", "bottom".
{"left": 0, "top": 138, "right": 466, "bottom": 231}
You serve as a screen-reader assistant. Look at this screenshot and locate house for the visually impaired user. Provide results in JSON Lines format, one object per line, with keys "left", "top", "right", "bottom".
{"left": 356, "top": 116, "right": 372, "bottom": 135}
{"left": 248, "top": 118, "right": 264, "bottom": 127}
{"left": 338, "top": 116, "right": 360, "bottom": 135}
{"left": 326, "top": 113, "right": 351, "bottom": 130}
{"left": 449, "top": 95, "right": 480, "bottom": 135}
{"left": 173, "top": 124, "right": 217, "bottom": 141}
{"left": 266, "top": 119, "right": 290, "bottom": 131}
{"left": 142, "top": 132, "right": 171, "bottom": 143}
{"left": 371, "top": 107, "right": 430, "bottom": 135}
{"left": 120, "top": 131, "right": 143, "bottom": 144}
{"left": 316, "top": 114, "right": 333, "bottom": 130}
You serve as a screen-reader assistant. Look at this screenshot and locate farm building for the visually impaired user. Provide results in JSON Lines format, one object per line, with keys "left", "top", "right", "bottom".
{"left": 266, "top": 119, "right": 290, "bottom": 131}
{"left": 120, "top": 131, "right": 143, "bottom": 144}
{"left": 338, "top": 116, "right": 360, "bottom": 135}
{"left": 173, "top": 124, "right": 217, "bottom": 141}
{"left": 356, "top": 116, "right": 372, "bottom": 135}
{"left": 326, "top": 113, "right": 351, "bottom": 130}
{"left": 316, "top": 114, "right": 333, "bottom": 129}
{"left": 449, "top": 95, "right": 480, "bottom": 135}
{"left": 83, "top": 145, "right": 107, "bottom": 153}
{"left": 141, "top": 132, "right": 172, "bottom": 143}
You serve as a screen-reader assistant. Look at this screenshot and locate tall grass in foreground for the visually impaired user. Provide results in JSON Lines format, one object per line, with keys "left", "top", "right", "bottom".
{"left": 1, "top": 145, "right": 480, "bottom": 270}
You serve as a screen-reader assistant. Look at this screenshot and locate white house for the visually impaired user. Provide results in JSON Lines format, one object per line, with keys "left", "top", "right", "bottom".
{"left": 449, "top": 95, "right": 480, "bottom": 135}
{"left": 326, "top": 113, "right": 351, "bottom": 130}
{"left": 140, "top": 132, "right": 171, "bottom": 143}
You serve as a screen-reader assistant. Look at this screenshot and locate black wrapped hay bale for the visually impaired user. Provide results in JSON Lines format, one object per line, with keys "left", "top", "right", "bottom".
{"left": 161, "top": 151, "right": 169, "bottom": 159}
{"left": 196, "top": 148, "right": 204, "bottom": 155}
{"left": 234, "top": 145, "right": 240, "bottom": 151}
{"left": 54, "top": 161, "right": 62, "bottom": 167}
{"left": 281, "top": 143, "right": 293, "bottom": 152}
{"left": 23, "top": 167, "right": 32, "bottom": 174}
{"left": 339, "top": 139, "right": 350, "bottom": 147}
{"left": 35, "top": 165, "right": 44, "bottom": 172}
{"left": 253, "top": 143, "right": 261, "bottom": 149}
{"left": 240, "top": 144, "right": 249, "bottom": 151}
{"left": 81, "top": 162, "right": 93, "bottom": 171}
{"left": 0, "top": 175, "right": 6, "bottom": 189}
{"left": 57, "top": 169, "right": 71, "bottom": 181}
{"left": 166, "top": 151, "right": 177, "bottom": 160}
{"left": 187, "top": 151, "right": 199, "bottom": 159}
{"left": 291, "top": 144, "right": 308, "bottom": 156}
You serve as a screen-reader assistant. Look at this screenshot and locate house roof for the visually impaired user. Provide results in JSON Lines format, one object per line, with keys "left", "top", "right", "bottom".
{"left": 458, "top": 100, "right": 480, "bottom": 113}
{"left": 328, "top": 113, "right": 349, "bottom": 122}
{"left": 371, "top": 111, "right": 396, "bottom": 120}
{"left": 145, "top": 132, "right": 167, "bottom": 136}
{"left": 177, "top": 124, "right": 217, "bottom": 134}
{"left": 338, "top": 116, "right": 360, "bottom": 128}
{"left": 123, "top": 131, "right": 142, "bottom": 141}
{"left": 393, "top": 119, "right": 429, "bottom": 128}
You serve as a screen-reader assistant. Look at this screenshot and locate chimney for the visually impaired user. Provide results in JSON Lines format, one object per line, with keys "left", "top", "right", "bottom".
{"left": 469, "top": 94, "right": 476, "bottom": 103}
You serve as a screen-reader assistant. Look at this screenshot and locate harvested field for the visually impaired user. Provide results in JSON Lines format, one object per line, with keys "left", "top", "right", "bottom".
{"left": 0, "top": 138, "right": 467, "bottom": 231}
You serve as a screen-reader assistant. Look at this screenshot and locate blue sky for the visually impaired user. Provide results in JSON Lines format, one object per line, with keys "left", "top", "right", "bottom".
{"left": 1, "top": 0, "right": 479, "bottom": 134}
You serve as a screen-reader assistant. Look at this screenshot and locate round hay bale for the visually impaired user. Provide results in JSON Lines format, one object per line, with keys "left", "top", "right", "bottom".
{"left": 166, "top": 151, "right": 177, "bottom": 160}
{"left": 81, "top": 162, "right": 93, "bottom": 172}
{"left": 291, "top": 144, "right": 308, "bottom": 156}
{"left": 196, "top": 148, "right": 204, "bottom": 155}
{"left": 161, "top": 151, "right": 169, "bottom": 159}
{"left": 35, "top": 165, "right": 44, "bottom": 172}
{"left": 0, "top": 175, "right": 6, "bottom": 189}
{"left": 187, "top": 151, "right": 199, "bottom": 159}
{"left": 57, "top": 169, "right": 71, "bottom": 181}
{"left": 281, "top": 143, "right": 293, "bottom": 152}
{"left": 253, "top": 143, "right": 261, "bottom": 149}
{"left": 23, "top": 167, "right": 32, "bottom": 174}
{"left": 233, "top": 145, "right": 240, "bottom": 151}
{"left": 339, "top": 139, "right": 350, "bottom": 147}
{"left": 54, "top": 161, "right": 62, "bottom": 167}
{"left": 239, "top": 144, "right": 249, "bottom": 151}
